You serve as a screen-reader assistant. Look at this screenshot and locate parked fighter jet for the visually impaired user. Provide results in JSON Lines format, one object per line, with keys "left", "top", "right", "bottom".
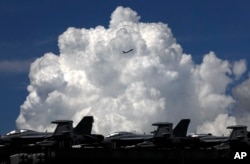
{"left": 39, "top": 116, "right": 104, "bottom": 148}
{"left": 0, "top": 116, "right": 101, "bottom": 146}
{"left": 0, "top": 129, "right": 51, "bottom": 146}
{"left": 138, "top": 119, "right": 191, "bottom": 148}
{"left": 190, "top": 125, "right": 250, "bottom": 148}
{"left": 104, "top": 119, "right": 190, "bottom": 148}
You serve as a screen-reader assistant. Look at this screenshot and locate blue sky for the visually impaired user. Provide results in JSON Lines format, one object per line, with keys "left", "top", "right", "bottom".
{"left": 1, "top": 0, "right": 250, "bottom": 134}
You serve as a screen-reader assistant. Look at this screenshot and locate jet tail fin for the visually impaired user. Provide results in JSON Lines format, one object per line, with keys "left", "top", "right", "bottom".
{"left": 74, "top": 116, "right": 94, "bottom": 134}
{"left": 173, "top": 119, "right": 190, "bottom": 137}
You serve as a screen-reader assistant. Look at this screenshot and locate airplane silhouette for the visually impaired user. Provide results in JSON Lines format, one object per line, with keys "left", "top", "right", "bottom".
{"left": 103, "top": 119, "right": 190, "bottom": 148}
{"left": 0, "top": 116, "right": 103, "bottom": 146}
{"left": 122, "top": 49, "right": 133, "bottom": 54}
{"left": 190, "top": 125, "right": 250, "bottom": 148}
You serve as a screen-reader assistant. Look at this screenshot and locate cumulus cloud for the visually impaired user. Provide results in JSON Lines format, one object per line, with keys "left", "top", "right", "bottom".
{"left": 109, "top": 6, "right": 140, "bottom": 28}
{"left": 16, "top": 6, "right": 249, "bottom": 136}
{"left": 232, "top": 78, "right": 250, "bottom": 128}
{"left": 196, "top": 114, "right": 236, "bottom": 136}
{"left": 233, "top": 59, "right": 247, "bottom": 79}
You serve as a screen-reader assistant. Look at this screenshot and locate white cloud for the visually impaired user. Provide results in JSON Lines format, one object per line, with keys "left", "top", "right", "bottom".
{"left": 233, "top": 78, "right": 250, "bottom": 111}
{"left": 232, "top": 78, "right": 250, "bottom": 129}
{"left": 196, "top": 114, "right": 236, "bottom": 136}
{"left": 109, "top": 6, "right": 140, "bottom": 28}
{"left": 233, "top": 59, "right": 247, "bottom": 79}
{"left": 16, "top": 6, "right": 249, "bottom": 136}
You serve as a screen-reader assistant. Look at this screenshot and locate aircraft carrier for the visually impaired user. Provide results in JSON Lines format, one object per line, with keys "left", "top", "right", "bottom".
{"left": 0, "top": 116, "right": 249, "bottom": 164}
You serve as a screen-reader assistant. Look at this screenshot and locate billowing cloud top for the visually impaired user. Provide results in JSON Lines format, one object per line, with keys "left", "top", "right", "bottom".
{"left": 17, "top": 6, "right": 249, "bottom": 136}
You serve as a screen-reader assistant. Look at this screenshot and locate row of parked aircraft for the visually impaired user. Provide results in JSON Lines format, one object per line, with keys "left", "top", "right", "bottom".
{"left": 0, "top": 116, "right": 250, "bottom": 150}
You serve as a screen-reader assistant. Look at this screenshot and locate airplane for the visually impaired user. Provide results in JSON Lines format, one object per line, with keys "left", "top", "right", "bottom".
{"left": 138, "top": 119, "right": 191, "bottom": 148}
{"left": 0, "top": 116, "right": 103, "bottom": 147}
{"left": 189, "top": 125, "right": 250, "bottom": 148}
{"left": 37, "top": 116, "right": 104, "bottom": 148}
{"left": 103, "top": 119, "right": 190, "bottom": 148}
{"left": 0, "top": 129, "right": 51, "bottom": 146}
{"left": 122, "top": 49, "right": 133, "bottom": 54}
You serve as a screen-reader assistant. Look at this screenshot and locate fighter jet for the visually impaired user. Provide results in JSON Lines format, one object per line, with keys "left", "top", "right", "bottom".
{"left": 122, "top": 49, "right": 133, "bottom": 54}
{"left": 40, "top": 116, "right": 104, "bottom": 148}
{"left": 190, "top": 125, "right": 250, "bottom": 148}
{"left": 0, "top": 129, "right": 51, "bottom": 146}
{"left": 104, "top": 119, "right": 190, "bottom": 148}
{"left": 0, "top": 116, "right": 101, "bottom": 147}
{"left": 137, "top": 119, "right": 191, "bottom": 148}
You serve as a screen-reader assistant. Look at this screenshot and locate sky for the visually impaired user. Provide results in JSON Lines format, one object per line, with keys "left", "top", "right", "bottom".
{"left": 1, "top": 0, "right": 250, "bottom": 135}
